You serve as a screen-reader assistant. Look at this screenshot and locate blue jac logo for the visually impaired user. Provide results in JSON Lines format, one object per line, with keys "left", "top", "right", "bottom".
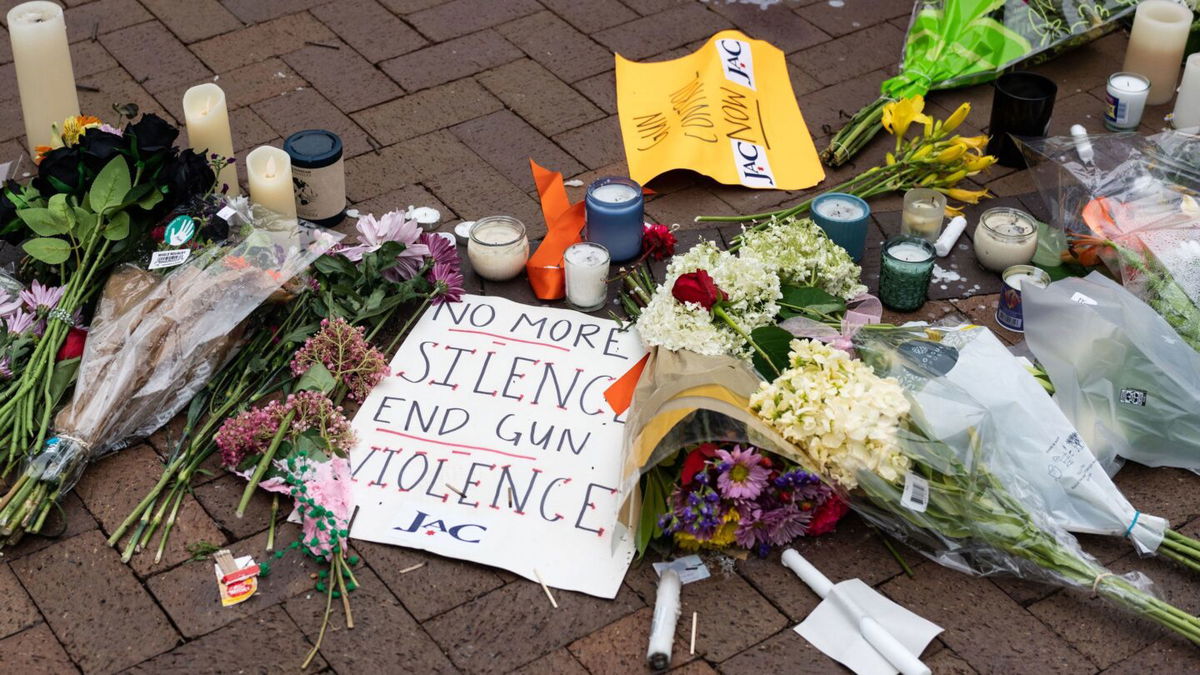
{"left": 730, "top": 138, "right": 776, "bottom": 188}
{"left": 716, "top": 38, "right": 755, "bottom": 90}
{"left": 395, "top": 510, "right": 487, "bottom": 543}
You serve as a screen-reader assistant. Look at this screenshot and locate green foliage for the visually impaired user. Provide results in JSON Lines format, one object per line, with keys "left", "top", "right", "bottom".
{"left": 88, "top": 155, "right": 132, "bottom": 215}
{"left": 636, "top": 467, "right": 671, "bottom": 558}
{"left": 296, "top": 361, "right": 336, "bottom": 394}
{"left": 22, "top": 237, "right": 71, "bottom": 264}
{"left": 750, "top": 324, "right": 795, "bottom": 377}
{"left": 778, "top": 284, "right": 846, "bottom": 318}
{"left": 16, "top": 207, "right": 68, "bottom": 237}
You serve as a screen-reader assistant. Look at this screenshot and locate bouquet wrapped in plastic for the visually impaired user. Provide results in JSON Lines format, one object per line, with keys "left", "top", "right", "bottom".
{"left": 618, "top": 340, "right": 1200, "bottom": 646}
{"left": 1020, "top": 130, "right": 1200, "bottom": 350}
{"left": 0, "top": 210, "right": 338, "bottom": 545}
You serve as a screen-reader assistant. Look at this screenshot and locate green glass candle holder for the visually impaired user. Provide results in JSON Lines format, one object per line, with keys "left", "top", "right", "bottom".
{"left": 880, "top": 236, "right": 936, "bottom": 312}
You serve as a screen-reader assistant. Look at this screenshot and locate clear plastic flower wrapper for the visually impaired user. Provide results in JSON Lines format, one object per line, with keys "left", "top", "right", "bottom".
{"left": 1019, "top": 130, "right": 1200, "bottom": 351}
{"left": 0, "top": 206, "right": 339, "bottom": 544}
{"left": 617, "top": 342, "right": 1200, "bottom": 645}
{"left": 1024, "top": 273, "right": 1200, "bottom": 478}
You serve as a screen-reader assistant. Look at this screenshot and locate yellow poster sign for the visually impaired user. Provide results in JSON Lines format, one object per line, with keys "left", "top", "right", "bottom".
{"left": 616, "top": 30, "right": 825, "bottom": 191}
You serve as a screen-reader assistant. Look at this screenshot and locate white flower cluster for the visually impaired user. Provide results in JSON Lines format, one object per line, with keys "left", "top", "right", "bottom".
{"left": 635, "top": 242, "right": 781, "bottom": 358}
{"left": 738, "top": 217, "right": 868, "bottom": 301}
{"left": 750, "top": 338, "right": 911, "bottom": 490}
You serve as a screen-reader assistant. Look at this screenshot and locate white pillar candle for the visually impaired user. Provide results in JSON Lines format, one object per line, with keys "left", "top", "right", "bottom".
{"left": 646, "top": 569, "right": 682, "bottom": 670}
{"left": 564, "top": 242, "right": 610, "bottom": 311}
{"left": 246, "top": 146, "right": 296, "bottom": 218}
{"left": 8, "top": 1, "right": 79, "bottom": 155}
{"left": 183, "top": 83, "right": 239, "bottom": 196}
{"left": 1122, "top": 0, "right": 1194, "bottom": 106}
{"left": 1173, "top": 53, "right": 1200, "bottom": 129}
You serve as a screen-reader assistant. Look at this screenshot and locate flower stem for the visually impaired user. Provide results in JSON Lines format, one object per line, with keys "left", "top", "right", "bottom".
{"left": 714, "top": 306, "right": 779, "bottom": 377}
{"left": 236, "top": 410, "right": 296, "bottom": 518}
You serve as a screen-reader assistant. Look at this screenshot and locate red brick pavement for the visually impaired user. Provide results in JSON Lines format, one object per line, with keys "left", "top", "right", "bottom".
{"left": 0, "top": 0, "right": 1197, "bottom": 673}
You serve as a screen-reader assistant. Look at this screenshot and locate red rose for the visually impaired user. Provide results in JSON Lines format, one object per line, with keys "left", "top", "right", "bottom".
{"left": 680, "top": 442, "right": 718, "bottom": 487}
{"left": 806, "top": 496, "right": 849, "bottom": 536}
{"left": 56, "top": 327, "right": 87, "bottom": 361}
{"left": 150, "top": 225, "right": 166, "bottom": 242}
{"left": 642, "top": 223, "right": 677, "bottom": 262}
{"left": 671, "top": 270, "right": 726, "bottom": 310}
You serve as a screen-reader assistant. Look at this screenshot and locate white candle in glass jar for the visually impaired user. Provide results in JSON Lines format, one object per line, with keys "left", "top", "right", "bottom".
{"left": 887, "top": 242, "right": 935, "bottom": 263}
{"left": 901, "top": 189, "right": 946, "bottom": 242}
{"left": 183, "top": 83, "right": 239, "bottom": 195}
{"left": 1122, "top": 0, "right": 1193, "bottom": 106}
{"left": 1173, "top": 53, "right": 1200, "bottom": 130}
{"left": 246, "top": 146, "right": 296, "bottom": 218}
{"left": 590, "top": 182, "right": 639, "bottom": 203}
{"left": 8, "top": 1, "right": 80, "bottom": 154}
{"left": 468, "top": 216, "right": 529, "bottom": 281}
{"left": 973, "top": 207, "right": 1037, "bottom": 272}
{"left": 564, "top": 242, "right": 610, "bottom": 311}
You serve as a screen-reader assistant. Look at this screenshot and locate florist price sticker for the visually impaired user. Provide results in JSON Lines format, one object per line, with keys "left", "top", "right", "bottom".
{"left": 348, "top": 295, "right": 644, "bottom": 598}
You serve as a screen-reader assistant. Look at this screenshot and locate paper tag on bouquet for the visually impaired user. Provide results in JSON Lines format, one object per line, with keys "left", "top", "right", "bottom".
{"left": 213, "top": 553, "right": 261, "bottom": 607}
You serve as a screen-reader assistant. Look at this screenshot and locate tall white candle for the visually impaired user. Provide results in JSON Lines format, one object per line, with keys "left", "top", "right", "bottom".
{"left": 183, "top": 83, "right": 239, "bottom": 196}
{"left": 246, "top": 146, "right": 296, "bottom": 218}
{"left": 8, "top": 1, "right": 80, "bottom": 154}
{"left": 1173, "top": 53, "right": 1200, "bottom": 129}
{"left": 1122, "top": 0, "right": 1194, "bottom": 106}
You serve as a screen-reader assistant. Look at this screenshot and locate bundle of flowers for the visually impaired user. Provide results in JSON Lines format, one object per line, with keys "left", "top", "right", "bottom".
{"left": 747, "top": 337, "right": 1200, "bottom": 646}
{"left": 110, "top": 208, "right": 463, "bottom": 563}
{"left": 651, "top": 442, "right": 847, "bottom": 557}
{"left": 0, "top": 111, "right": 220, "bottom": 469}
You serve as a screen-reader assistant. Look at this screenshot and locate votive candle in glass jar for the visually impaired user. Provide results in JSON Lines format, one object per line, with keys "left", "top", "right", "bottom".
{"left": 564, "top": 242, "right": 610, "bottom": 312}
{"left": 585, "top": 177, "right": 643, "bottom": 262}
{"left": 468, "top": 216, "right": 529, "bottom": 281}
{"left": 880, "top": 236, "right": 936, "bottom": 312}
{"left": 901, "top": 188, "right": 946, "bottom": 243}
{"left": 973, "top": 207, "right": 1037, "bottom": 272}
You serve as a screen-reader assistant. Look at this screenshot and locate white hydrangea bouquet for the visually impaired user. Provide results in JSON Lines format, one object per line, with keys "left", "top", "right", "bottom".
{"left": 634, "top": 216, "right": 865, "bottom": 365}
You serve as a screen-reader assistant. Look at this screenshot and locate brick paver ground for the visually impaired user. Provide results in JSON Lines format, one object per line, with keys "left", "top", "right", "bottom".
{"left": 1, "top": 0, "right": 1197, "bottom": 673}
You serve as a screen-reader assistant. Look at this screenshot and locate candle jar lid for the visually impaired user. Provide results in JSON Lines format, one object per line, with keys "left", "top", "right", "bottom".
{"left": 884, "top": 235, "right": 936, "bottom": 263}
{"left": 979, "top": 207, "right": 1036, "bottom": 242}
{"left": 470, "top": 216, "right": 526, "bottom": 247}
{"left": 284, "top": 129, "right": 343, "bottom": 168}
{"left": 586, "top": 176, "right": 641, "bottom": 205}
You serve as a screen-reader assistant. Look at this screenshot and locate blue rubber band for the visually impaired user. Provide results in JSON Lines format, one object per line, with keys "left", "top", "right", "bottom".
{"left": 1124, "top": 511, "right": 1141, "bottom": 537}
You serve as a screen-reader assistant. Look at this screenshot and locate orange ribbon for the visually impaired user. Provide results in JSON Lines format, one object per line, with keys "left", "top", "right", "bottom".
{"left": 527, "top": 160, "right": 586, "bottom": 300}
{"left": 603, "top": 353, "right": 650, "bottom": 416}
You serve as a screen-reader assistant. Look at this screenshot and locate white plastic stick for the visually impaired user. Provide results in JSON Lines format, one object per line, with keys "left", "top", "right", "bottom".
{"left": 646, "top": 569, "right": 681, "bottom": 670}
{"left": 782, "top": 549, "right": 930, "bottom": 675}
{"left": 934, "top": 216, "right": 967, "bottom": 257}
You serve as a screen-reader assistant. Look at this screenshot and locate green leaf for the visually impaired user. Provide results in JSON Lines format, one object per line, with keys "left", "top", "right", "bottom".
{"left": 49, "top": 357, "right": 81, "bottom": 406}
{"left": 750, "top": 324, "right": 795, "bottom": 378}
{"left": 103, "top": 210, "right": 130, "bottom": 241}
{"left": 778, "top": 285, "right": 845, "bottom": 319}
{"left": 22, "top": 237, "right": 71, "bottom": 264}
{"left": 635, "top": 469, "right": 668, "bottom": 558}
{"left": 313, "top": 253, "right": 357, "bottom": 279}
{"left": 138, "top": 187, "right": 164, "bottom": 210}
{"left": 88, "top": 155, "right": 131, "bottom": 214}
{"left": 16, "top": 207, "right": 68, "bottom": 236}
{"left": 47, "top": 194, "right": 76, "bottom": 230}
{"left": 296, "top": 362, "right": 336, "bottom": 394}
{"left": 72, "top": 207, "right": 98, "bottom": 240}
{"left": 1032, "top": 221, "right": 1065, "bottom": 268}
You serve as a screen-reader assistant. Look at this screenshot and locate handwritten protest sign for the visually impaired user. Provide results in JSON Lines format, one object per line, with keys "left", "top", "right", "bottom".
{"left": 348, "top": 295, "right": 645, "bottom": 598}
{"left": 616, "top": 30, "right": 824, "bottom": 190}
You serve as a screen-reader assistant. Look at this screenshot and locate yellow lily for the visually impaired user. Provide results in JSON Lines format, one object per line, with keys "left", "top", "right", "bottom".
{"left": 937, "top": 186, "right": 992, "bottom": 204}
{"left": 936, "top": 144, "right": 966, "bottom": 163}
{"left": 954, "top": 134, "right": 990, "bottom": 153}
{"left": 882, "top": 96, "right": 931, "bottom": 142}
{"left": 942, "top": 102, "right": 971, "bottom": 133}
{"left": 963, "top": 154, "right": 997, "bottom": 173}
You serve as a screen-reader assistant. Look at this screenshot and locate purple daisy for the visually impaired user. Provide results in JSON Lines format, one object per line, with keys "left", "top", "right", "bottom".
{"left": 762, "top": 505, "right": 812, "bottom": 546}
{"left": 429, "top": 262, "right": 465, "bottom": 305}
{"left": 4, "top": 310, "right": 35, "bottom": 335}
{"left": 20, "top": 281, "right": 64, "bottom": 313}
{"left": 419, "top": 231, "right": 461, "bottom": 272}
{"left": 0, "top": 356, "right": 11, "bottom": 380}
{"left": 734, "top": 508, "right": 768, "bottom": 550}
{"left": 715, "top": 445, "right": 769, "bottom": 500}
{"left": 0, "top": 294, "right": 21, "bottom": 317}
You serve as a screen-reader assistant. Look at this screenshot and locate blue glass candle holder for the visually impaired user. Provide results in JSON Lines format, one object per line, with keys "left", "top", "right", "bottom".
{"left": 584, "top": 177, "right": 643, "bottom": 262}
{"left": 810, "top": 192, "right": 870, "bottom": 262}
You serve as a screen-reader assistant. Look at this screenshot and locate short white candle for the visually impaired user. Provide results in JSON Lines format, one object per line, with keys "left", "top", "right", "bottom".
{"left": 8, "top": 1, "right": 79, "bottom": 155}
{"left": 468, "top": 217, "right": 529, "bottom": 281}
{"left": 564, "top": 242, "right": 610, "bottom": 311}
{"left": 887, "top": 242, "right": 934, "bottom": 263}
{"left": 183, "top": 83, "right": 239, "bottom": 196}
{"left": 590, "top": 182, "right": 638, "bottom": 204}
{"left": 973, "top": 208, "right": 1037, "bottom": 272}
{"left": 1004, "top": 271, "right": 1049, "bottom": 291}
{"left": 246, "top": 146, "right": 296, "bottom": 218}
{"left": 1122, "top": 0, "right": 1193, "bottom": 106}
{"left": 1173, "top": 53, "right": 1200, "bottom": 130}
{"left": 814, "top": 197, "right": 865, "bottom": 220}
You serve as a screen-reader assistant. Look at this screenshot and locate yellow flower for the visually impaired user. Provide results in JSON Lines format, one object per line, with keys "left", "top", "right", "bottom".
{"left": 944, "top": 203, "right": 965, "bottom": 218}
{"left": 936, "top": 144, "right": 966, "bottom": 163}
{"left": 881, "top": 96, "right": 931, "bottom": 141}
{"left": 954, "top": 135, "right": 989, "bottom": 152}
{"left": 963, "top": 154, "right": 997, "bottom": 173}
{"left": 942, "top": 102, "right": 971, "bottom": 133}
{"left": 59, "top": 115, "right": 102, "bottom": 146}
{"left": 937, "top": 186, "right": 992, "bottom": 204}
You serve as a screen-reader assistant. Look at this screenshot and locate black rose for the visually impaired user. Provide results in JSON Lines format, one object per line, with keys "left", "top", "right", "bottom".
{"left": 78, "top": 127, "right": 129, "bottom": 174}
{"left": 164, "top": 149, "right": 216, "bottom": 204}
{"left": 33, "top": 146, "right": 84, "bottom": 196}
{"left": 124, "top": 113, "right": 179, "bottom": 157}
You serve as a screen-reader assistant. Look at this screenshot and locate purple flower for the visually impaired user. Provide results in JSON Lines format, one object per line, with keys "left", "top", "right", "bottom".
{"left": 420, "top": 231, "right": 460, "bottom": 272}
{"left": 762, "top": 505, "right": 812, "bottom": 546}
{"left": 20, "top": 281, "right": 64, "bottom": 314}
{"left": 715, "top": 445, "right": 769, "bottom": 500}
{"left": 0, "top": 356, "right": 11, "bottom": 380}
{"left": 98, "top": 123, "right": 123, "bottom": 137}
{"left": 429, "top": 262, "right": 464, "bottom": 305}
{"left": 734, "top": 508, "right": 768, "bottom": 549}
{"left": 0, "top": 294, "right": 21, "bottom": 317}
{"left": 4, "top": 310, "right": 35, "bottom": 335}
{"left": 338, "top": 210, "right": 430, "bottom": 277}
